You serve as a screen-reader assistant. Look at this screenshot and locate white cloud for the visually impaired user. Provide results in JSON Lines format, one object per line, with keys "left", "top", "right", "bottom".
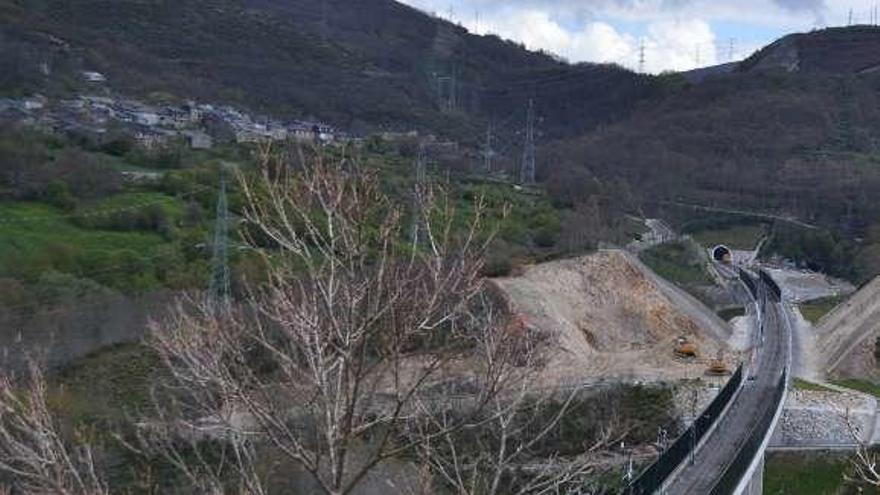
{"left": 643, "top": 19, "right": 718, "bottom": 72}
{"left": 399, "top": 0, "right": 880, "bottom": 72}
{"left": 461, "top": 9, "right": 717, "bottom": 73}
{"left": 476, "top": 9, "right": 571, "bottom": 54}
{"left": 569, "top": 22, "right": 637, "bottom": 65}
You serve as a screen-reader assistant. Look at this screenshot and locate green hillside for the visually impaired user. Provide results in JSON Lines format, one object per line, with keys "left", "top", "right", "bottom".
{"left": 547, "top": 64, "right": 880, "bottom": 281}
{"left": 0, "top": 0, "right": 659, "bottom": 141}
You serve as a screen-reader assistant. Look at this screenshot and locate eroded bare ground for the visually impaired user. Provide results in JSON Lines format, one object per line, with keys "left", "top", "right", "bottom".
{"left": 771, "top": 386, "right": 877, "bottom": 449}
{"left": 814, "top": 276, "right": 880, "bottom": 380}
{"left": 761, "top": 269, "right": 880, "bottom": 448}
{"left": 492, "top": 249, "right": 736, "bottom": 387}
{"left": 759, "top": 266, "right": 856, "bottom": 381}
{"left": 763, "top": 266, "right": 855, "bottom": 304}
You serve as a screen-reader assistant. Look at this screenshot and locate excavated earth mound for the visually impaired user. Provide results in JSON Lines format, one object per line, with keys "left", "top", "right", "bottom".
{"left": 816, "top": 276, "right": 880, "bottom": 380}
{"left": 491, "top": 250, "right": 733, "bottom": 385}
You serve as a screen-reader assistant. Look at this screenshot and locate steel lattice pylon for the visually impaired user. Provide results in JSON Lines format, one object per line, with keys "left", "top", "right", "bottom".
{"left": 208, "top": 168, "right": 230, "bottom": 312}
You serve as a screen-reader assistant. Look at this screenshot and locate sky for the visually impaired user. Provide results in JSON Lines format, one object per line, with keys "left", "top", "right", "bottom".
{"left": 398, "top": 0, "right": 880, "bottom": 73}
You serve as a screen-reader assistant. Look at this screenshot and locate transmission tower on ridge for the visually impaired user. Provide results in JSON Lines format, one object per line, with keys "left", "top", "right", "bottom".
{"left": 520, "top": 99, "right": 536, "bottom": 184}
{"left": 209, "top": 167, "right": 231, "bottom": 312}
{"left": 638, "top": 38, "right": 646, "bottom": 73}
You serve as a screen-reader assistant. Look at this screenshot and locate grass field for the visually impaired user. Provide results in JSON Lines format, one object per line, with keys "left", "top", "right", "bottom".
{"left": 764, "top": 452, "right": 850, "bottom": 495}
{"left": 0, "top": 192, "right": 193, "bottom": 291}
{"left": 800, "top": 296, "right": 847, "bottom": 324}
{"left": 831, "top": 378, "right": 880, "bottom": 398}
{"left": 53, "top": 343, "right": 162, "bottom": 424}
{"left": 793, "top": 378, "right": 838, "bottom": 393}
{"left": 0, "top": 201, "right": 168, "bottom": 259}
{"left": 640, "top": 241, "right": 713, "bottom": 286}
{"left": 690, "top": 223, "right": 767, "bottom": 250}
{"left": 86, "top": 191, "right": 187, "bottom": 217}
{"left": 717, "top": 306, "right": 745, "bottom": 321}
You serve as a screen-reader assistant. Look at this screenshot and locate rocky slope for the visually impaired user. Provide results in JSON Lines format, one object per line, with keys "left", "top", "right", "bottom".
{"left": 816, "top": 276, "right": 880, "bottom": 379}
{"left": 492, "top": 249, "right": 733, "bottom": 385}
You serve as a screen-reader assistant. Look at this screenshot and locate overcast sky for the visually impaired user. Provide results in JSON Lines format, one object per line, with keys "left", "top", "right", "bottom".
{"left": 398, "top": 0, "right": 880, "bottom": 73}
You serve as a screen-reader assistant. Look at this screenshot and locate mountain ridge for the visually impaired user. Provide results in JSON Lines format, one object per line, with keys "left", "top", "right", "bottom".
{"left": 0, "top": 0, "right": 658, "bottom": 141}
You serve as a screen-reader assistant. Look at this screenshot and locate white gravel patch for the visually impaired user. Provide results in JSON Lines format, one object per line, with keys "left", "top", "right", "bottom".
{"left": 773, "top": 387, "right": 876, "bottom": 447}
{"left": 728, "top": 312, "right": 757, "bottom": 351}
{"left": 764, "top": 267, "right": 855, "bottom": 304}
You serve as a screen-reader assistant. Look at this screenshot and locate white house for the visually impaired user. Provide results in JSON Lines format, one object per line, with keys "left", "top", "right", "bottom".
{"left": 82, "top": 71, "right": 107, "bottom": 83}
{"left": 135, "top": 112, "right": 160, "bottom": 126}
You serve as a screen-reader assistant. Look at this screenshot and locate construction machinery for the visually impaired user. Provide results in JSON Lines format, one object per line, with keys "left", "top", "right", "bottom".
{"left": 707, "top": 350, "right": 731, "bottom": 375}
{"left": 674, "top": 337, "right": 698, "bottom": 359}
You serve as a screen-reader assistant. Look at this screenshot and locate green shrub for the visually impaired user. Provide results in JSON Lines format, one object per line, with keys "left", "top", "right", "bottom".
{"left": 44, "top": 180, "right": 76, "bottom": 211}
{"left": 483, "top": 253, "right": 513, "bottom": 277}
{"left": 533, "top": 225, "right": 559, "bottom": 248}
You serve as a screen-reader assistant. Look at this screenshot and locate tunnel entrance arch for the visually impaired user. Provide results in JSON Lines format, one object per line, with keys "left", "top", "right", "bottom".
{"left": 712, "top": 245, "right": 732, "bottom": 263}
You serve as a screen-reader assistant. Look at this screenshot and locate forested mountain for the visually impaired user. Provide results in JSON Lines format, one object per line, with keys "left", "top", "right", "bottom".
{"left": 7, "top": 0, "right": 880, "bottom": 278}
{"left": 547, "top": 28, "right": 880, "bottom": 280}
{"left": 743, "top": 25, "right": 880, "bottom": 73}
{"left": 0, "top": 0, "right": 659, "bottom": 141}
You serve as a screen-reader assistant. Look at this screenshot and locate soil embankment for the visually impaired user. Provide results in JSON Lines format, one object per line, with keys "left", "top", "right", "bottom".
{"left": 492, "top": 249, "right": 733, "bottom": 385}
{"left": 815, "top": 277, "right": 880, "bottom": 379}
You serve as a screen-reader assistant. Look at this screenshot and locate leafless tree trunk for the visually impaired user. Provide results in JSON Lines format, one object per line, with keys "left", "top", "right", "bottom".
{"left": 844, "top": 410, "right": 880, "bottom": 487}
{"left": 0, "top": 361, "right": 108, "bottom": 495}
{"left": 0, "top": 150, "right": 601, "bottom": 494}
{"left": 146, "top": 151, "right": 533, "bottom": 494}
{"left": 407, "top": 308, "right": 600, "bottom": 495}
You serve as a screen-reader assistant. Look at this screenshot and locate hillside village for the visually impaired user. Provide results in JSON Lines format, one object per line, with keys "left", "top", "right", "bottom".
{"left": 0, "top": 74, "right": 342, "bottom": 151}
{"left": 6, "top": 1, "right": 880, "bottom": 493}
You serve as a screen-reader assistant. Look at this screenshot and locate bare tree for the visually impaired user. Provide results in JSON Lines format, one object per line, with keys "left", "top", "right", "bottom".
{"left": 844, "top": 409, "right": 880, "bottom": 487}
{"left": 407, "top": 301, "right": 602, "bottom": 495}
{"left": 0, "top": 361, "right": 108, "bottom": 495}
{"left": 146, "top": 151, "right": 532, "bottom": 494}
{"left": 0, "top": 150, "right": 609, "bottom": 494}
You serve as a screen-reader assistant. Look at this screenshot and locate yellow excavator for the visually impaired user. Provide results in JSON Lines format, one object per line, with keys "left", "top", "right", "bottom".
{"left": 674, "top": 337, "right": 697, "bottom": 359}
{"left": 707, "top": 350, "right": 730, "bottom": 375}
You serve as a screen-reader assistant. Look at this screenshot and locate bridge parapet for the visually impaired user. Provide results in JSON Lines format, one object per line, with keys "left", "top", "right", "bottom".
{"left": 623, "top": 365, "right": 744, "bottom": 495}
{"left": 711, "top": 371, "right": 787, "bottom": 494}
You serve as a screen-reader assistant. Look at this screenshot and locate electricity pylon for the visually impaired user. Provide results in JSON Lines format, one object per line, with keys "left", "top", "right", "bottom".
{"left": 411, "top": 142, "right": 428, "bottom": 243}
{"left": 520, "top": 99, "right": 536, "bottom": 184}
{"left": 209, "top": 167, "right": 231, "bottom": 313}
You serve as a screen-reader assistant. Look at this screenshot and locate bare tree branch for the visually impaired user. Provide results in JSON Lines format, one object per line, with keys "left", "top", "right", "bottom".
{"left": 147, "top": 151, "right": 530, "bottom": 494}
{"left": 0, "top": 361, "right": 108, "bottom": 495}
{"left": 843, "top": 408, "right": 880, "bottom": 487}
